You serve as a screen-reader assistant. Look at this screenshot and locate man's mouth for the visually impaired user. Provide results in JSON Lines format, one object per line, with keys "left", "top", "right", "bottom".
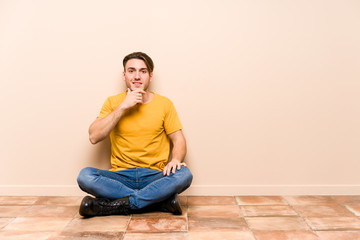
{"left": 132, "top": 82, "right": 142, "bottom": 87}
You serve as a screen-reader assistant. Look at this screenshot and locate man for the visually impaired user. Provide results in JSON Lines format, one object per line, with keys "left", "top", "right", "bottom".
{"left": 77, "top": 52, "right": 193, "bottom": 217}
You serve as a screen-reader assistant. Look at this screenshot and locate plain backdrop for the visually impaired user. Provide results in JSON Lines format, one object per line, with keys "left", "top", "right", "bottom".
{"left": 1, "top": 0, "right": 359, "bottom": 195}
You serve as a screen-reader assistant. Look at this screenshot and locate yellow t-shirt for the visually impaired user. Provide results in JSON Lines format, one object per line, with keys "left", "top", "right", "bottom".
{"left": 98, "top": 92, "right": 183, "bottom": 171}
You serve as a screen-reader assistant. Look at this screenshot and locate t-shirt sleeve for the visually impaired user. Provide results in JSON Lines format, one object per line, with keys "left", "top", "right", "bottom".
{"left": 164, "top": 100, "right": 183, "bottom": 135}
{"left": 98, "top": 97, "right": 113, "bottom": 118}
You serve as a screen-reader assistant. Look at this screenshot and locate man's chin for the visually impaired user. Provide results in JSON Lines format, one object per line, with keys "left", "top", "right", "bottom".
{"left": 135, "top": 87, "right": 147, "bottom": 92}
{"left": 126, "top": 84, "right": 148, "bottom": 92}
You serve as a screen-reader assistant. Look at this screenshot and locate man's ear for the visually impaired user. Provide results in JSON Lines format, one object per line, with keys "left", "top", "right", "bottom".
{"left": 122, "top": 71, "right": 125, "bottom": 81}
{"left": 149, "top": 72, "right": 154, "bottom": 82}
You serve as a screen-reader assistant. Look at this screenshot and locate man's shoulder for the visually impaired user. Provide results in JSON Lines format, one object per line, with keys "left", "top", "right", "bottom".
{"left": 154, "top": 93, "right": 172, "bottom": 104}
{"left": 105, "top": 92, "right": 127, "bottom": 105}
{"left": 108, "top": 91, "right": 126, "bottom": 100}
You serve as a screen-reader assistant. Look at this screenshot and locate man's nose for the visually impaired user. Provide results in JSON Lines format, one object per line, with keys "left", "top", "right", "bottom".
{"left": 135, "top": 71, "right": 140, "bottom": 79}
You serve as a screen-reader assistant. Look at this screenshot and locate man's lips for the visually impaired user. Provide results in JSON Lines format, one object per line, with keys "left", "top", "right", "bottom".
{"left": 132, "top": 82, "right": 142, "bottom": 87}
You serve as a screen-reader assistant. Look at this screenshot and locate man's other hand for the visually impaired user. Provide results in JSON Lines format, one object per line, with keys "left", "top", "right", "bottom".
{"left": 163, "top": 159, "right": 187, "bottom": 176}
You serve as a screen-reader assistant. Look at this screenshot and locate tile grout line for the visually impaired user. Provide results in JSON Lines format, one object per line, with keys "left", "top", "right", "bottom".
{"left": 345, "top": 205, "right": 360, "bottom": 217}
{"left": 330, "top": 196, "right": 351, "bottom": 219}
{"left": 236, "top": 197, "right": 258, "bottom": 240}
{"left": 121, "top": 214, "right": 132, "bottom": 240}
{"left": 1, "top": 217, "right": 17, "bottom": 231}
{"left": 282, "top": 196, "right": 321, "bottom": 239}
{"left": 332, "top": 196, "right": 360, "bottom": 218}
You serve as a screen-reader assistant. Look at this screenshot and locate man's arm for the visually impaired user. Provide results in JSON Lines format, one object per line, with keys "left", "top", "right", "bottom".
{"left": 89, "top": 88, "right": 145, "bottom": 144}
{"left": 163, "top": 130, "right": 187, "bottom": 176}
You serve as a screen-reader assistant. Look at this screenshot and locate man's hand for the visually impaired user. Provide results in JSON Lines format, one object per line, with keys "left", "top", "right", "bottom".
{"left": 163, "top": 159, "right": 187, "bottom": 176}
{"left": 121, "top": 88, "right": 146, "bottom": 110}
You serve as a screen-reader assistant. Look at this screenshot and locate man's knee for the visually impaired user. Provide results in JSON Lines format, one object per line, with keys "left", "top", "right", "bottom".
{"left": 175, "top": 167, "right": 193, "bottom": 187}
{"left": 77, "top": 167, "right": 97, "bottom": 188}
{"left": 183, "top": 167, "right": 193, "bottom": 186}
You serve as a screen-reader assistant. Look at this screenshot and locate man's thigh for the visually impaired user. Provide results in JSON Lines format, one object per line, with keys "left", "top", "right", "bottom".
{"left": 137, "top": 168, "right": 164, "bottom": 189}
{"left": 86, "top": 167, "right": 138, "bottom": 190}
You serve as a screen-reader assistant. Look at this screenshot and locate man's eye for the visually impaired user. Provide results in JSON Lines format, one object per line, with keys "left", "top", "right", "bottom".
{"left": 142, "top": 70, "right": 147, "bottom": 74}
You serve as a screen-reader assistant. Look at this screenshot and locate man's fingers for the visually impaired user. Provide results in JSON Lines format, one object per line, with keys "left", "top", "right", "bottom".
{"left": 167, "top": 167, "right": 171, "bottom": 176}
{"left": 165, "top": 165, "right": 172, "bottom": 176}
{"left": 132, "top": 89, "right": 146, "bottom": 94}
{"left": 164, "top": 162, "right": 186, "bottom": 176}
{"left": 163, "top": 166, "right": 168, "bottom": 175}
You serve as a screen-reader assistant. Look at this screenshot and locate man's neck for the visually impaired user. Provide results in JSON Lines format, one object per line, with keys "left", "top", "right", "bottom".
{"left": 142, "top": 91, "right": 154, "bottom": 104}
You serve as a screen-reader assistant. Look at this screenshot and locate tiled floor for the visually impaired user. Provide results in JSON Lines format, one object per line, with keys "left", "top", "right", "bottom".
{"left": 1, "top": 196, "right": 360, "bottom": 239}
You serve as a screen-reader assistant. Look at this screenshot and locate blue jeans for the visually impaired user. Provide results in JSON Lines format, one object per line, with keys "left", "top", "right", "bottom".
{"left": 77, "top": 166, "right": 193, "bottom": 209}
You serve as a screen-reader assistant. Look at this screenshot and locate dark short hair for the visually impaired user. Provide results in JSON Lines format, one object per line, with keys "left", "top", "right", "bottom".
{"left": 123, "top": 52, "right": 154, "bottom": 73}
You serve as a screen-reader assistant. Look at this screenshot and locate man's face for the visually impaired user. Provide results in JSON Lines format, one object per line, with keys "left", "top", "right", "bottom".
{"left": 123, "top": 59, "right": 153, "bottom": 91}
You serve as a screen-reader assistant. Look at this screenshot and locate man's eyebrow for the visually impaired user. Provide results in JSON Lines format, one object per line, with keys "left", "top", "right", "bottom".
{"left": 126, "top": 67, "right": 148, "bottom": 71}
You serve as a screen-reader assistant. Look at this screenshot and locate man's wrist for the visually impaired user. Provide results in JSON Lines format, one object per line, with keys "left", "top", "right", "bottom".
{"left": 170, "top": 159, "right": 182, "bottom": 163}
{"left": 113, "top": 104, "right": 127, "bottom": 120}
{"left": 118, "top": 102, "right": 129, "bottom": 111}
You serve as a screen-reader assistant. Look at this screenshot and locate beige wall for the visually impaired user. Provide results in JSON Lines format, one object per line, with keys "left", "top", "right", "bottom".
{"left": 1, "top": 0, "right": 359, "bottom": 196}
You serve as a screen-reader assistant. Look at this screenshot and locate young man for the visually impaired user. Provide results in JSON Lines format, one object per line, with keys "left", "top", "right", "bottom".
{"left": 77, "top": 52, "right": 193, "bottom": 217}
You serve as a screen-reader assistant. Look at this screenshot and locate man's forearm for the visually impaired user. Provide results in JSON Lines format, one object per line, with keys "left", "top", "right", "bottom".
{"left": 88, "top": 105, "right": 126, "bottom": 144}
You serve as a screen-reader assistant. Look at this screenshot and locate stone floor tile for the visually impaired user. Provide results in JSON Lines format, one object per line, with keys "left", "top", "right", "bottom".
{"left": 0, "top": 231, "right": 58, "bottom": 240}
{"left": 345, "top": 203, "right": 360, "bottom": 216}
{"left": 131, "top": 207, "right": 187, "bottom": 218}
{"left": 124, "top": 232, "right": 187, "bottom": 240}
{"left": 188, "top": 217, "right": 249, "bottom": 232}
{"left": 2, "top": 195, "right": 360, "bottom": 240}
{"left": 0, "top": 206, "right": 30, "bottom": 217}
{"left": 246, "top": 217, "right": 310, "bottom": 231}
{"left": 187, "top": 196, "right": 236, "bottom": 205}
{"left": 20, "top": 205, "right": 78, "bottom": 218}
{"left": 306, "top": 217, "right": 360, "bottom": 230}
{"left": 316, "top": 230, "right": 360, "bottom": 240}
{"left": 35, "top": 196, "right": 83, "bottom": 206}
{"left": 236, "top": 196, "right": 287, "bottom": 206}
{"left": 188, "top": 205, "right": 242, "bottom": 218}
{"left": 253, "top": 231, "right": 320, "bottom": 240}
{"left": 241, "top": 205, "right": 297, "bottom": 217}
{"left": 0, "top": 196, "right": 40, "bottom": 205}
{"left": 293, "top": 204, "right": 354, "bottom": 217}
{"left": 284, "top": 196, "right": 337, "bottom": 205}
{"left": 331, "top": 196, "right": 360, "bottom": 204}
{"left": 127, "top": 217, "right": 187, "bottom": 232}
{"left": 51, "top": 231, "right": 123, "bottom": 240}
{"left": 3, "top": 217, "right": 72, "bottom": 232}
{"left": 188, "top": 231, "right": 255, "bottom": 240}
{"left": 63, "top": 216, "right": 129, "bottom": 232}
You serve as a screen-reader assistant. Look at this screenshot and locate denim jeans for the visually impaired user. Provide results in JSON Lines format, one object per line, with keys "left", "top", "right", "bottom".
{"left": 77, "top": 166, "right": 193, "bottom": 209}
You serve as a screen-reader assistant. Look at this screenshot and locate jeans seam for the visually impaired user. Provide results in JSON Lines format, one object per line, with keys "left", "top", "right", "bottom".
{"left": 135, "top": 175, "right": 165, "bottom": 195}
{"left": 98, "top": 169, "right": 135, "bottom": 183}
{"left": 136, "top": 168, "right": 139, "bottom": 189}
{"left": 138, "top": 174, "right": 163, "bottom": 182}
